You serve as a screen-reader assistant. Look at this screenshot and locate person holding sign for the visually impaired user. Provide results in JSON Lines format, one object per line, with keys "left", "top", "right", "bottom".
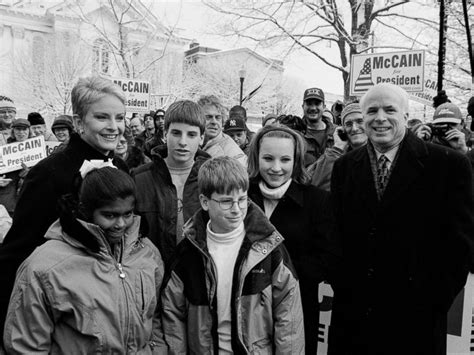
{"left": 0, "top": 118, "right": 32, "bottom": 216}
{"left": 0, "top": 76, "right": 128, "bottom": 343}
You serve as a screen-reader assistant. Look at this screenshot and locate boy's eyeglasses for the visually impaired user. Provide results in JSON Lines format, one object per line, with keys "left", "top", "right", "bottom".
{"left": 210, "top": 196, "right": 248, "bottom": 210}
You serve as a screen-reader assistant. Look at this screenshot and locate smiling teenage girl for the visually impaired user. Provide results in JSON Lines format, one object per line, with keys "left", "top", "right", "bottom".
{"left": 247, "top": 125, "right": 334, "bottom": 354}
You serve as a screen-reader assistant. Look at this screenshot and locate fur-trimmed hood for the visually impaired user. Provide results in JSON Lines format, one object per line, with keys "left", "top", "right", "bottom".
{"left": 46, "top": 194, "right": 142, "bottom": 256}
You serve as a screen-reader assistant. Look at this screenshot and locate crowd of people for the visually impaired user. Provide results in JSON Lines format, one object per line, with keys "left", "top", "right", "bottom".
{"left": 0, "top": 76, "right": 472, "bottom": 354}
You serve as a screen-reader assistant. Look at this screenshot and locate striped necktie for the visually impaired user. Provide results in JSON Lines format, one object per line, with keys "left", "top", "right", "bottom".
{"left": 377, "top": 154, "right": 390, "bottom": 194}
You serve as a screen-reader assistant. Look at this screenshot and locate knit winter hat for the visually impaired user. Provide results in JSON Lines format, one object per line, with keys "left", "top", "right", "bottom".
{"left": 27, "top": 112, "right": 45, "bottom": 126}
{"left": 51, "top": 115, "right": 74, "bottom": 132}
{"left": 0, "top": 96, "right": 15, "bottom": 110}
{"left": 341, "top": 103, "right": 362, "bottom": 124}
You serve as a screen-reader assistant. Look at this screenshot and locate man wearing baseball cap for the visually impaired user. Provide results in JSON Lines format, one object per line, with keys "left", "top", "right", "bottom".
{"left": 301, "top": 87, "right": 336, "bottom": 166}
{"left": 223, "top": 116, "right": 250, "bottom": 155}
{"left": 308, "top": 102, "right": 367, "bottom": 191}
{"left": 413, "top": 102, "right": 468, "bottom": 154}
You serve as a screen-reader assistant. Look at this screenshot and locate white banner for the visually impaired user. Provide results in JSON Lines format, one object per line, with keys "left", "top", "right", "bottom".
{"left": 112, "top": 77, "right": 151, "bottom": 114}
{"left": 0, "top": 136, "right": 46, "bottom": 174}
{"left": 350, "top": 50, "right": 425, "bottom": 96}
{"left": 317, "top": 275, "right": 474, "bottom": 355}
{"left": 410, "top": 77, "right": 438, "bottom": 106}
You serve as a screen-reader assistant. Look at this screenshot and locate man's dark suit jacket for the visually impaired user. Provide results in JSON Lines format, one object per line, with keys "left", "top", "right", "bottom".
{"left": 329, "top": 130, "right": 473, "bottom": 355}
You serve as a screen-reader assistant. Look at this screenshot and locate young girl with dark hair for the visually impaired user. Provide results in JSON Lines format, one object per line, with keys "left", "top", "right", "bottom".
{"left": 4, "top": 164, "right": 164, "bottom": 353}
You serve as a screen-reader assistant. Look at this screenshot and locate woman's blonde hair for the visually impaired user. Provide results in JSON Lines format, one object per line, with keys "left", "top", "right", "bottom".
{"left": 71, "top": 76, "right": 126, "bottom": 119}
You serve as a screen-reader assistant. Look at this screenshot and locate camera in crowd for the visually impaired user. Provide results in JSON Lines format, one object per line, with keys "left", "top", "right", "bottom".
{"left": 334, "top": 102, "right": 344, "bottom": 112}
{"left": 337, "top": 128, "right": 348, "bottom": 141}
{"left": 426, "top": 123, "right": 451, "bottom": 138}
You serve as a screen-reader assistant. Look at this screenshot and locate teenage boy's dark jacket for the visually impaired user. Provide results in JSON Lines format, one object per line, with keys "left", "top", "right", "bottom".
{"left": 248, "top": 179, "right": 333, "bottom": 354}
{"left": 0, "top": 133, "right": 128, "bottom": 341}
{"left": 161, "top": 202, "right": 305, "bottom": 354}
{"left": 132, "top": 145, "right": 210, "bottom": 267}
{"left": 329, "top": 130, "right": 473, "bottom": 355}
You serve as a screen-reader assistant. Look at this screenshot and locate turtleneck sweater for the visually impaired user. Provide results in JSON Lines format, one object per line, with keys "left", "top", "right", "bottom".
{"left": 206, "top": 221, "right": 245, "bottom": 354}
{"left": 165, "top": 159, "right": 193, "bottom": 243}
{"left": 258, "top": 179, "right": 292, "bottom": 218}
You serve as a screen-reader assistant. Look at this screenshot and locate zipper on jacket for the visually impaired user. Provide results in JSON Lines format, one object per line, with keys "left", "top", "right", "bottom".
{"left": 115, "top": 240, "right": 131, "bottom": 348}
{"left": 187, "top": 237, "right": 218, "bottom": 309}
{"left": 117, "top": 263, "right": 126, "bottom": 279}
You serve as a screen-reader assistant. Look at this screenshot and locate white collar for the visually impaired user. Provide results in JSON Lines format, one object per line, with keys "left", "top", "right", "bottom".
{"left": 375, "top": 144, "right": 399, "bottom": 163}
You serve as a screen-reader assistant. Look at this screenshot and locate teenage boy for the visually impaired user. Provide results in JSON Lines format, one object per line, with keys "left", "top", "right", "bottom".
{"left": 161, "top": 156, "right": 304, "bottom": 354}
{"left": 133, "top": 100, "right": 210, "bottom": 267}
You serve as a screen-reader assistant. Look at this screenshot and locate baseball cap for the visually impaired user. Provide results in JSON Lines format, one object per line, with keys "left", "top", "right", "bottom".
{"left": 432, "top": 103, "right": 462, "bottom": 124}
{"left": 224, "top": 117, "right": 247, "bottom": 133}
{"left": 303, "top": 87, "right": 324, "bottom": 102}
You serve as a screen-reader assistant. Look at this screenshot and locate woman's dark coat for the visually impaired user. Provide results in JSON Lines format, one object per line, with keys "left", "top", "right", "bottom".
{"left": 248, "top": 180, "right": 333, "bottom": 354}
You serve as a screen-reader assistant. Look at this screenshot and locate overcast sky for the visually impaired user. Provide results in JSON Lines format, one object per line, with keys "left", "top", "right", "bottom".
{"left": 152, "top": 0, "right": 345, "bottom": 96}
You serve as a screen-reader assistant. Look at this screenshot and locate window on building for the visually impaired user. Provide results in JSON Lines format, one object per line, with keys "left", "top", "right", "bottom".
{"left": 32, "top": 35, "right": 45, "bottom": 77}
{"left": 93, "top": 39, "right": 110, "bottom": 74}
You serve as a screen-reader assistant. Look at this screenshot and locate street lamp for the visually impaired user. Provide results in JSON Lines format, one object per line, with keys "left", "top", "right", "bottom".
{"left": 238, "top": 66, "right": 246, "bottom": 106}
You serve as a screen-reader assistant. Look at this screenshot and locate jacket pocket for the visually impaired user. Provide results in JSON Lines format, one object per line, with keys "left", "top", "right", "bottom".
{"left": 135, "top": 269, "right": 157, "bottom": 318}
{"left": 250, "top": 337, "right": 272, "bottom": 354}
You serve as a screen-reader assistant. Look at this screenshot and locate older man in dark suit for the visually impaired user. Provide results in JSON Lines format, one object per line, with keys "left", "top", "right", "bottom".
{"left": 329, "top": 83, "right": 473, "bottom": 355}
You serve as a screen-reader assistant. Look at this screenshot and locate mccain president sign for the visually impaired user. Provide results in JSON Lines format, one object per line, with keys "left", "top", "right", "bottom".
{"left": 112, "top": 78, "right": 150, "bottom": 114}
{"left": 350, "top": 50, "right": 425, "bottom": 96}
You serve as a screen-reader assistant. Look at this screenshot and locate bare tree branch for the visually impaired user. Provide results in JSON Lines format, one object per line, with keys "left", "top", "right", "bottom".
{"left": 370, "top": 0, "right": 409, "bottom": 21}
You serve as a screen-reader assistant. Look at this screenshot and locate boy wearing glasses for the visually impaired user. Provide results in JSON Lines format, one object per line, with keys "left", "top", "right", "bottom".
{"left": 197, "top": 95, "right": 248, "bottom": 167}
{"left": 161, "top": 156, "right": 304, "bottom": 354}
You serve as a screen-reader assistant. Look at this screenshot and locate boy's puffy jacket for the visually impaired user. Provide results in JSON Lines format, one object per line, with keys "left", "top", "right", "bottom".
{"left": 161, "top": 202, "right": 305, "bottom": 354}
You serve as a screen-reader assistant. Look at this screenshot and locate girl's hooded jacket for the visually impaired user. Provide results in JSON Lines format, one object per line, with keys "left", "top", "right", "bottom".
{"left": 161, "top": 202, "right": 305, "bottom": 354}
{"left": 3, "top": 209, "right": 164, "bottom": 354}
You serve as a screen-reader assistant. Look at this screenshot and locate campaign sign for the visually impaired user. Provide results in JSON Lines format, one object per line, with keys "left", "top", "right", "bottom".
{"left": 317, "top": 275, "right": 474, "bottom": 355}
{"left": 446, "top": 274, "right": 474, "bottom": 355}
{"left": 112, "top": 77, "right": 150, "bottom": 113}
{"left": 45, "top": 141, "right": 62, "bottom": 156}
{"left": 410, "top": 77, "right": 437, "bottom": 106}
{"left": 350, "top": 50, "right": 425, "bottom": 96}
{"left": 0, "top": 136, "right": 46, "bottom": 174}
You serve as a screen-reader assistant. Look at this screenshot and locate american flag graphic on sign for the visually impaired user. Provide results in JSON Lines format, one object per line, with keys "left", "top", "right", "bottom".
{"left": 354, "top": 58, "right": 374, "bottom": 92}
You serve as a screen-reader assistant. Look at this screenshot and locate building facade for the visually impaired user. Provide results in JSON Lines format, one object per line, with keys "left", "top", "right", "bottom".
{"left": 0, "top": 0, "right": 187, "bottom": 120}
{"left": 183, "top": 42, "right": 285, "bottom": 119}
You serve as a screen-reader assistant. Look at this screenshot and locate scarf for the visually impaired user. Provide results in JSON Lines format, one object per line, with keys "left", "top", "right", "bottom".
{"left": 258, "top": 179, "right": 292, "bottom": 218}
